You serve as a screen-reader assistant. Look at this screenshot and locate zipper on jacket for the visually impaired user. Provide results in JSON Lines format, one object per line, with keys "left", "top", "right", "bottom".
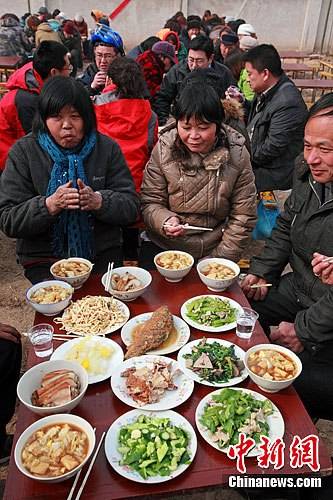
{"left": 309, "top": 177, "right": 333, "bottom": 209}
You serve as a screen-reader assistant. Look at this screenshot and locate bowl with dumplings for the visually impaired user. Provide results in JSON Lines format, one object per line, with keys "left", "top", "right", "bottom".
{"left": 50, "top": 258, "right": 93, "bottom": 289}
{"left": 154, "top": 251, "right": 194, "bottom": 282}
{"left": 196, "top": 258, "right": 240, "bottom": 291}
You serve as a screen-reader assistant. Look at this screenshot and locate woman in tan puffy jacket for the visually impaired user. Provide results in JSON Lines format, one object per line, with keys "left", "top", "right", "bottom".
{"left": 140, "top": 83, "right": 257, "bottom": 267}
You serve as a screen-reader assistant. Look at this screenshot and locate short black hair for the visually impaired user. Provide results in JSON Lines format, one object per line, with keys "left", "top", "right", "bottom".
{"left": 33, "top": 41, "right": 68, "bottom": 80}
{"left": 243, "top": 44, "right": 282, "bottom": 77}
{"left": 308, "top": 92, "right": 333, "bottom": 120}
{"left": 174, "top": 82, "right": 224, "bottom": 130}
{"left": 140, "top": 36, "right": 160, "bottom": 52}
{"left": 164, "top": 19, "right": 181, "bottom": 34}
{"left": 180, "top": 68, "right": 229, "bottom": 100}
{"left": 107, "top": 57, "right": 146, "bottom": 98}
{"left": 33, "top": 76, "right": 96, "bottom": 136}
{"left": 188, "top": 35, "right": 214, "bottom": 57}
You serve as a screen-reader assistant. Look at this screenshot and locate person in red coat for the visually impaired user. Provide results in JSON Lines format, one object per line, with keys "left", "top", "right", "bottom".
{"left": 94, "top": 56, "right": 158, "bottom": 261}
{"left": 136, "top": 41, "right": 177, "bottom": 104}
{"left": 0, "top": 41, "right": 71, "bottom": 172}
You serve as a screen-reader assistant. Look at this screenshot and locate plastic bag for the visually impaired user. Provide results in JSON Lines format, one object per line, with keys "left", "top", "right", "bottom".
{"left": 252, "top": 199, "right": 280, "bottom": 240}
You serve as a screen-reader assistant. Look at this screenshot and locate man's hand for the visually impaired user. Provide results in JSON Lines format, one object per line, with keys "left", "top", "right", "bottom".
{"left": 0, "top": 323, "right": 21, "bottom": 344}
{"left": 91, "top": 71, "right": 107, "bottom": 90}
{"left": 270, "top": 321, "right": 304, "bottom": 353}
{"left": 77, "top": 179, "right": 102, "bottom": 211}
{"left": 163, "top": 216, "right": 185, "bottom": 237}
{"left": 45, "top": 181, "right": 80, "bottom": 215}
{"left": 241, "top": 273, "right": 269, "bottom": 301}
{"left": 312, "top": 252, "right": 333, "bottom": 285}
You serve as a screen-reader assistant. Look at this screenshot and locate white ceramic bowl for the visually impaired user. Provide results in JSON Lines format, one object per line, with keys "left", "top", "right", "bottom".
{"left": 154, "top": 250, "right": 194, "bottom": 282}
{"left": 197, "top": 258, "right": 240, "bottom": 291}
{"left": 244, "top": 343, "right": 302, "bottom": 393}
{"left": 101, "top": 266, "right": 152, "bottom": 301}
{"left": 50, "top": 258, "right": 93, "bottom": 289}
{"left": 26, "top": 280, "right": 73, "bottom": 316}
{"left": 17, "top": 359, "right": 89, "bottom": 416}
{"left": 15, "top": 413, "right": 95, "bottom": 483}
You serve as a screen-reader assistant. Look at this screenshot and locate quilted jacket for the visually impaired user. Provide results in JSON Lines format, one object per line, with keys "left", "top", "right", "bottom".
{"left": 141, "top": 124, "right": 257, "bottom": 260}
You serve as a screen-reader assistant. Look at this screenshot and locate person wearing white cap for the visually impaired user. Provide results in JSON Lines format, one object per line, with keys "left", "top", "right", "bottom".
{"left": 240, "top": 35, "right": 259, "bottom": 51}
{"left": 237, "top": 23, "right": 257, "bottom": 39}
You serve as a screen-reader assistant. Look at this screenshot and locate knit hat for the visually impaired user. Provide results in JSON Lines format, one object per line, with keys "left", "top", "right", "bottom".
{"left": 239, "top": 35, "right": 259, "bottom": 51}
{"left": 38, "top": 6, "right": 48, "bottom": 15}
{"left": 152, "top": 41, "right": 177, "bottom": 64}
{"left": 237, "top": 23, "right": 256, "bottom": 36}
{"left": 220, "top": 32, "right": 239, "bottom": 46}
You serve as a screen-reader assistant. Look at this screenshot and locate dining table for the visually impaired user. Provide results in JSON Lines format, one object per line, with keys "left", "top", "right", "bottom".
{"left": 4, "top": 270, "right": 332, "bottom": 499}
{"left": 292, "top": 78, "right": 333, "bottom": 103}
{"left": 282, "top": 62, "right": 314, "bottom": 78}
{"left": 0, "top": 55, "right": 21, "bottom": 81}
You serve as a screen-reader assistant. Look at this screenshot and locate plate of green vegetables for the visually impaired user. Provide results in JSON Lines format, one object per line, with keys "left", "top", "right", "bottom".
{"left": 195, "top": 387, "right": 284, "bottom": 457}
{"left": 180, "top": 295, "right": 242, "bottom": 332}
{"left": 177, "top": 338, "right": 247, "bottom": 387}
{"left": 104, "top": 410, "right": 197, "bottom": 483}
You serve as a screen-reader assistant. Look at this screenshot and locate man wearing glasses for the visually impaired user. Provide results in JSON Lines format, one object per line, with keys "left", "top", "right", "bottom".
{"left": 154, "top": 35, "right": 235, "bottom": 126}
{"left": 79, "top": 25, "right": 124, "bottom": 96}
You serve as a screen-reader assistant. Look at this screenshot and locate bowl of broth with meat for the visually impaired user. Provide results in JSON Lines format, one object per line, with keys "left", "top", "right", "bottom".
{"left": 51, "top": 258, "right": 93, "bottom": 289}
{"left": 244, "top": 344, "right": 302, "bottom": 392}
{"left": 15, "top": 414, "right": 95, "bottom": 482}
{"left": 196, "top": 258, "right": 240, "bottom": 291}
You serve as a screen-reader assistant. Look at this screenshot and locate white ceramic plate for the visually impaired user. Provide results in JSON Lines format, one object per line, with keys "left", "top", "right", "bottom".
{"left": 195, "top": 387, "right": 285, "bottom": 457}
{"left": 104, "top": 409, "right": 197, "bottom": 483}
{"left": 111, "top": 355, "right": 194, "bottom": 410}
{"left": 51, "top": 336, "right": 124, "bottom": 384}
{"left": 180, "top": 294, "right": 243, "bottom": 332}
{"left": 177, "top": 338, "right": 247, "bottom": 387}
{"left": 121, "top": 313, "right": 190, "bottom": 355}
{"left": 57, "top": 297, "right": 130, "bottom": 336}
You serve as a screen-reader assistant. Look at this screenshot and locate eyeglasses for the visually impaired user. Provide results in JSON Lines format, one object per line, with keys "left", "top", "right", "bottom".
{"left": 95, "top": 53, "right": 115, "bottom": 61}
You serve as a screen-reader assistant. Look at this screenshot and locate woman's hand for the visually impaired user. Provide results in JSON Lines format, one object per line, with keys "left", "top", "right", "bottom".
{"left": 77, "top": 179, "right": 102, "bottom": 211}
{"left": 241, "top": 273, "right": 269, "bottom": 301}
{"left": 45, "top": 181, "right": 80, "bottom": 215}
{"left": 163, "top": 216, "right": 185, "bottom": 237}
{"left": 312, "top": 252, "right": 333, "bottom": 285}
{"left": 270, "top": 322, "right": 304, "bottom": 353}
{"left": 0, "top": 323, "right": 21, "bottom": 344}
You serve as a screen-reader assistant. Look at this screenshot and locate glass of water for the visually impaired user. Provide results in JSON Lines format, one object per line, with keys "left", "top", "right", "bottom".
{"left": 28, "top": 324, "right": 54, "bottom": 358}
{"left": 236, "top": 308, "right": 259, "bottom": 339}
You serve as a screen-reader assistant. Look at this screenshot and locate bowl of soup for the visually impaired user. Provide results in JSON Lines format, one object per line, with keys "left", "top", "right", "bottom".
{"left": 197, "top": 258, "right": 240, "bottom": 291}
{"left": 51, "top": 258, "right": 93, "bottom": 289}
{"left": 101, "top": 266, "right": 152, "bottom": 301}
{"left": 244, "top": 344, "right": 302, "bottom": 393}
{"left": 26, "top": 280, "right": 73, "bottom": 316}
{"left": 14, "top": 414, "right": 95, "bottom": 482}
{"left": 154, "top": 251, "right": 194, "bottom": 282}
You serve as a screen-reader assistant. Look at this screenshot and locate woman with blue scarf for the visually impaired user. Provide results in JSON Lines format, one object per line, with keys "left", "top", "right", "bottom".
{"left": 0, "top": 76, "right": 140, "bottom": 283}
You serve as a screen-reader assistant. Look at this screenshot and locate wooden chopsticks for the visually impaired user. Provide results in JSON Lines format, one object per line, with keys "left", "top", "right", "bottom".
{"left": 73, "top": 431, "right": 106, "bottom": 500}
{"left": 249, "top": 283, "right": 273, "bottom": 289}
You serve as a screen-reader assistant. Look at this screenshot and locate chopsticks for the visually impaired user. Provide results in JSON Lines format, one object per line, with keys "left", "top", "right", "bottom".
{"left": 53, "top": 334, "right": 82, "bottom": 341}
{"left": 73, "top": 431, "right": 106, "bottom": 500}
{"left": 322, "top": 256, "right": 333, "bottom": 264}
{"left": 249, "top": 283, "right": 273, "bottom": 289}
{"left": 105, "top": 261, "right": 114, "bottom": 293}
{"left": 163, "top": 223, "right": 213, "bottom": 232}
{"left": 67, "top": 428, "right": 96, "bottom": 500}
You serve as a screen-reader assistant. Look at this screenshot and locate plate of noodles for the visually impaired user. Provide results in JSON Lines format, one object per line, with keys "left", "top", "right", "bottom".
{"left": 54, "top": 295, "right": 130, "bottom": 336}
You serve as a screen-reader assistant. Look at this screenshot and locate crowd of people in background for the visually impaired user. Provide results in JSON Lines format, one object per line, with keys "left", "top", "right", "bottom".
{"left": 1, "top": 9, "right": 333, "bottom": 496}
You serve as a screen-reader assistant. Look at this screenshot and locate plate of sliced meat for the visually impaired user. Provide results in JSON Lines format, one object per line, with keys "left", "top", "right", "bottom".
{"left": 120, "top": 306, "right": 190, "bottom": 358}
{"left": 111, "top": 355, "right": 194, "bottom": 410}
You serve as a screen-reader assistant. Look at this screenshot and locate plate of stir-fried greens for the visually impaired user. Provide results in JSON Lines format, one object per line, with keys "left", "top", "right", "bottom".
{"left": 180, "top": 295, "right": 242, "bottom": 332}
{"left": 177, "top": 338, "right": 247, "bottom": 387}
{"left": 195, "top": 387, "right": 284, "bottom": 457}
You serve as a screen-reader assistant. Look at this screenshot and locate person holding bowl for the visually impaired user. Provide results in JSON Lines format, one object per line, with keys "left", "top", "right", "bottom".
{"left": 0, "top": 76, "right": 139, "bottom": 283}
{"left": 140, "top": 83, "right": 257, "bottom": 268}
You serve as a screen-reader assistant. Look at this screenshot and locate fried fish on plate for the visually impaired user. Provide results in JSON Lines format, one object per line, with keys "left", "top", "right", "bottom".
{"left": 125, "top": 305, "right": 173, "bottom": 359}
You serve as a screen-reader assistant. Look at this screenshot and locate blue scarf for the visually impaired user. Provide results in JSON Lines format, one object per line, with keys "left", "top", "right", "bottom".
{"left": 38, "top": 131, "right": 97, "bottom": 260}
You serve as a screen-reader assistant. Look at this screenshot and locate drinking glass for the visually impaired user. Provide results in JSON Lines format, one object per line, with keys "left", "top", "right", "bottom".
{"left": 28, "top": 324, "right": 54, "bottom": 358}
{"left": 236, "top": 308, "right": 259, "bottom": 339}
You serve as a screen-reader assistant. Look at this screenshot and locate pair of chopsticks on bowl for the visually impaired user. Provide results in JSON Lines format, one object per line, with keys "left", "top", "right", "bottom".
{"left": 104, "top": 261, "right": 114, "bottom": 293}
{"left": 163, "top": 223, "right": 213, "bottom": 232}
{"left": 67, "top": 428, "right": 106, "bottom": 500}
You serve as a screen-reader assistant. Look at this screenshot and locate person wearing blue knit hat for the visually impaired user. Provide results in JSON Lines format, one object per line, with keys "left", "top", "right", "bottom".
{"left": 78, "top": 24, "right": 124, "bottom": 96}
